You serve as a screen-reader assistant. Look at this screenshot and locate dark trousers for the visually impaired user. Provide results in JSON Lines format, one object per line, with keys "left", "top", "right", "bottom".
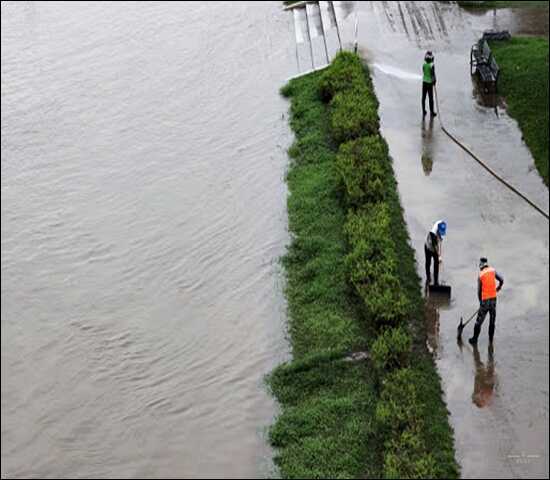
{"left": 424, "top": 246, "right": 439, "bottom": 284}
{"left": 422, "top": 82, "right": 435, "bottom": 114}
{"left": 472, "top": 298, "right": 497, "bottom": 342}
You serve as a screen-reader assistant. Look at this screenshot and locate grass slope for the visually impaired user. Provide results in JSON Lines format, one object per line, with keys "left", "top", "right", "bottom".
{"left": 490, "top": 37, "right": 549, "bottom": 185}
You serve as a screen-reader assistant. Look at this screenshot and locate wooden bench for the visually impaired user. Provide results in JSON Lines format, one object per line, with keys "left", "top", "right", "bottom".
{"left": 470, "top": 37, "right": 500, "bottom": 93}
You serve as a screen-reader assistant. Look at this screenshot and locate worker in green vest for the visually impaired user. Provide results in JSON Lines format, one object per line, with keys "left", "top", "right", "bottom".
{"left": 422, "top": 51, "right": 437, "bottom": 117}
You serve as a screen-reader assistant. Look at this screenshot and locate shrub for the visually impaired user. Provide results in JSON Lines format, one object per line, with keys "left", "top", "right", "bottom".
{"left": 280, "top": 82, "right": 293, "bottom": 98}
{"left": 330, "top": 90, "right": 379, "bottom": 144}
{"left": 383, "top": 431, "right": 438, "bottom": 479}
{"left": 344, "top": 205, "right": 409, "bottom": 326}
{"left": 345, "top": 242, "right": 410, "bottom": 327}
{"left": 357, "top": 271, "right": 409, "bottom": 326}
{"left": 371, "top": 326, "right": 412, "bottom": 374}
{"left": 318, "top": 51, "right": 366, "bottom": 102}
{"left": 376, "top": 367, "right": 452, "bottom": 478}
{"left": 376, "top": 368, "right": 423, "bottom": 434}
{"left": 336, "top": 135, "right": 389, "bottom": 204}
{"left": 344, "top": 203, "right": 394, "bottom": 259}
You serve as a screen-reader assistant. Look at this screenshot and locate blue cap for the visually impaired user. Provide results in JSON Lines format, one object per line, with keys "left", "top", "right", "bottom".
{"left": 437, "top": 221, "right": 447, "bottom": 236}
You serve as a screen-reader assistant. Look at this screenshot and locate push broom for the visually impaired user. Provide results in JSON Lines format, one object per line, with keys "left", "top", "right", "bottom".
{"left": 457, "top": 309, "right": 479, "bottom": 339}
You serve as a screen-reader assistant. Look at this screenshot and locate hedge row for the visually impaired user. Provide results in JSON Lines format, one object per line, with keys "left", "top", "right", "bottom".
{"left": 321, "top": 52, "right": 459, "bottom": 478}
{"left": 344, "top": 204, "right": 409, "bottom": 326}
{"left": 320, "top": 53, "right": 379, "bottom": 145}
{"left": 321, "top": 53, "right": 409, "bottom": 333}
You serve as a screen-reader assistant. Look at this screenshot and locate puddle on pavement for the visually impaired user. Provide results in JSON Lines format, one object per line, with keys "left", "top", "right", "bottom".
{"left": 472, "top": 344, "right": 498, "bottom": 409}
{"left": 421, "top": 116, "right": 436, "bottom": 175}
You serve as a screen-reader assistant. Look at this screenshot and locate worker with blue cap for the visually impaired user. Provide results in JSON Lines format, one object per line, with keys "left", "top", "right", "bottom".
{"left": 424, "top": 220, "right": 446, "bottom": 285}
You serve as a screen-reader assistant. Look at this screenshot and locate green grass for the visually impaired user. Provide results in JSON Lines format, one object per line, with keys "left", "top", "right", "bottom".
{"left": 269, "top": 53, "right": 459, "bottom": 478}
{"left": 269, "top": 71, "right": 379, "bottom": 479}
{"left": 457, "top": 1, "right": 549, "bottom": 8}
{"left": 269, "top": 352, "right": 382, "bottom": 479}
{"left": 489, "top": 37, "right": 549, "bottom": 185}
{"left": 280, "top": 73, "right": 367, "bottom": 359}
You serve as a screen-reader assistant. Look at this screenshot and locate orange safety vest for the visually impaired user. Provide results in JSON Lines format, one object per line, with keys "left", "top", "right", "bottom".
{"left": 480, "top": 267, "right": 497, "bottom": 301}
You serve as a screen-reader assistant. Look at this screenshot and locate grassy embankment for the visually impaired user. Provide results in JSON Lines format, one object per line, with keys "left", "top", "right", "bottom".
{"left": 488, "top": 37, "right": 549, "bottom": 186}
{"left": 268, "top": 52, "right": 459, "bottom": 478}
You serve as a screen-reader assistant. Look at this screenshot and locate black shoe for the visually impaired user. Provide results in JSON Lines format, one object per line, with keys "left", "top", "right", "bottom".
{"left": 468, "top": 337, "right": 477, "bottom": 346}
{"left": 431, "top": 111, "right": 438, "bottom": 117}
{"left": 423, "top": 110, "right": 427, "bottom": 117}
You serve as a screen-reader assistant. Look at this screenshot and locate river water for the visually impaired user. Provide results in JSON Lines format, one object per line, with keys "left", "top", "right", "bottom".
{"left": 1, "top": 2, "right": 294, "bottom": 478}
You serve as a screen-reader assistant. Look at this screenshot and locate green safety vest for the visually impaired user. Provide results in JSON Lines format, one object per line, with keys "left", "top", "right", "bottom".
{"left": 423, "top": 62, "right": 434, "bottom": 84}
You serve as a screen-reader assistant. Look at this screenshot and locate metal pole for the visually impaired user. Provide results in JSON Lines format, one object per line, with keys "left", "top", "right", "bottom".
{"left": 330, "top": 1, "right": 343, "bottom": 52}
{"left": 303, "top": 5, "right": 315, "bottom": 70}
{"left": 317, "top": 3, "right": 330, "bottom": 64}
{"left": 353, "top": 2, "right": 358, "bottom": 53}
{"left": 292, "top": 9, "right": 301, "bottom": 74}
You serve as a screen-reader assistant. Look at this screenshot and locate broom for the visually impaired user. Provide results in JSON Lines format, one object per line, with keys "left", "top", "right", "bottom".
{"left": 457, "top": 309, "right": 479, "bottom": 339}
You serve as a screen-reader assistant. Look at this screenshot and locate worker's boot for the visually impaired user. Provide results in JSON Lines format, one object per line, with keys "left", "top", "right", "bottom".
{"left": 469, "top": 323, "right": 481, "bottom": 346}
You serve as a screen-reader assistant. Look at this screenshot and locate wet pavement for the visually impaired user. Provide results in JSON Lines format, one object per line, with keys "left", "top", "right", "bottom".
{"left": 338, "top": 2, "right": 548, "bottom": 478}
{"left": 463, "top": 4, "right": 549, "bottom": 38}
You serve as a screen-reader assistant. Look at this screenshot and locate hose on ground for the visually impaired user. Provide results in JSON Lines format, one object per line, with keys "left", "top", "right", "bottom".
{"left": 434, "top": 86, "right": 549, "bottom": 221}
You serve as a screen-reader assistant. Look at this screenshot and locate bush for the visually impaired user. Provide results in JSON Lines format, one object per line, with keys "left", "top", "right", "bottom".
{"left": 336, "top": 135, "right": 390, "bottom": 205}
{"left": 330, "top": 90, "right": 379, "bottom": 144}
{"left": 344, "top": 205, "right": 409, "bottom": 326}
{"left": 376, "top": 367, "right": 423, "bottom": 433}
{"left": 318, "top": 51, "right": 366, "bottom": 102}
{"left": 371, "top": 326, "right": 412, "bottom": 374}
{"left": 280, "top": 82, "right": 294, "bottom": 98}
{"left": 344, "top": 203, "right": 394, "bottom": 258}
{"left": 375, "top": 366, "right": 459, "bottom": 479}
{"left": 383, "top": 431, "right": 438, "bottom": 479}
{"left": 356, "top": 270, "right": 409, "bottom": 326}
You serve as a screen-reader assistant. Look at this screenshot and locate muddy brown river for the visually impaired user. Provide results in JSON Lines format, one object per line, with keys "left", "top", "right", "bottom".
{"left": 1, "top": 2, "right": 294, "bottom": 478}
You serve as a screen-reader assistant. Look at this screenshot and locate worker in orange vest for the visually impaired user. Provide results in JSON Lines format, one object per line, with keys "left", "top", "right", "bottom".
{"left": 469, "top": 257, "right": 504, "bottom": 346}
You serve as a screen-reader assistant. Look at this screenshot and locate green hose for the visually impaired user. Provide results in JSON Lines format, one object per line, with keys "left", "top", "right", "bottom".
{"left": 434, "top": 86, "right": 549, "bottom": 221}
